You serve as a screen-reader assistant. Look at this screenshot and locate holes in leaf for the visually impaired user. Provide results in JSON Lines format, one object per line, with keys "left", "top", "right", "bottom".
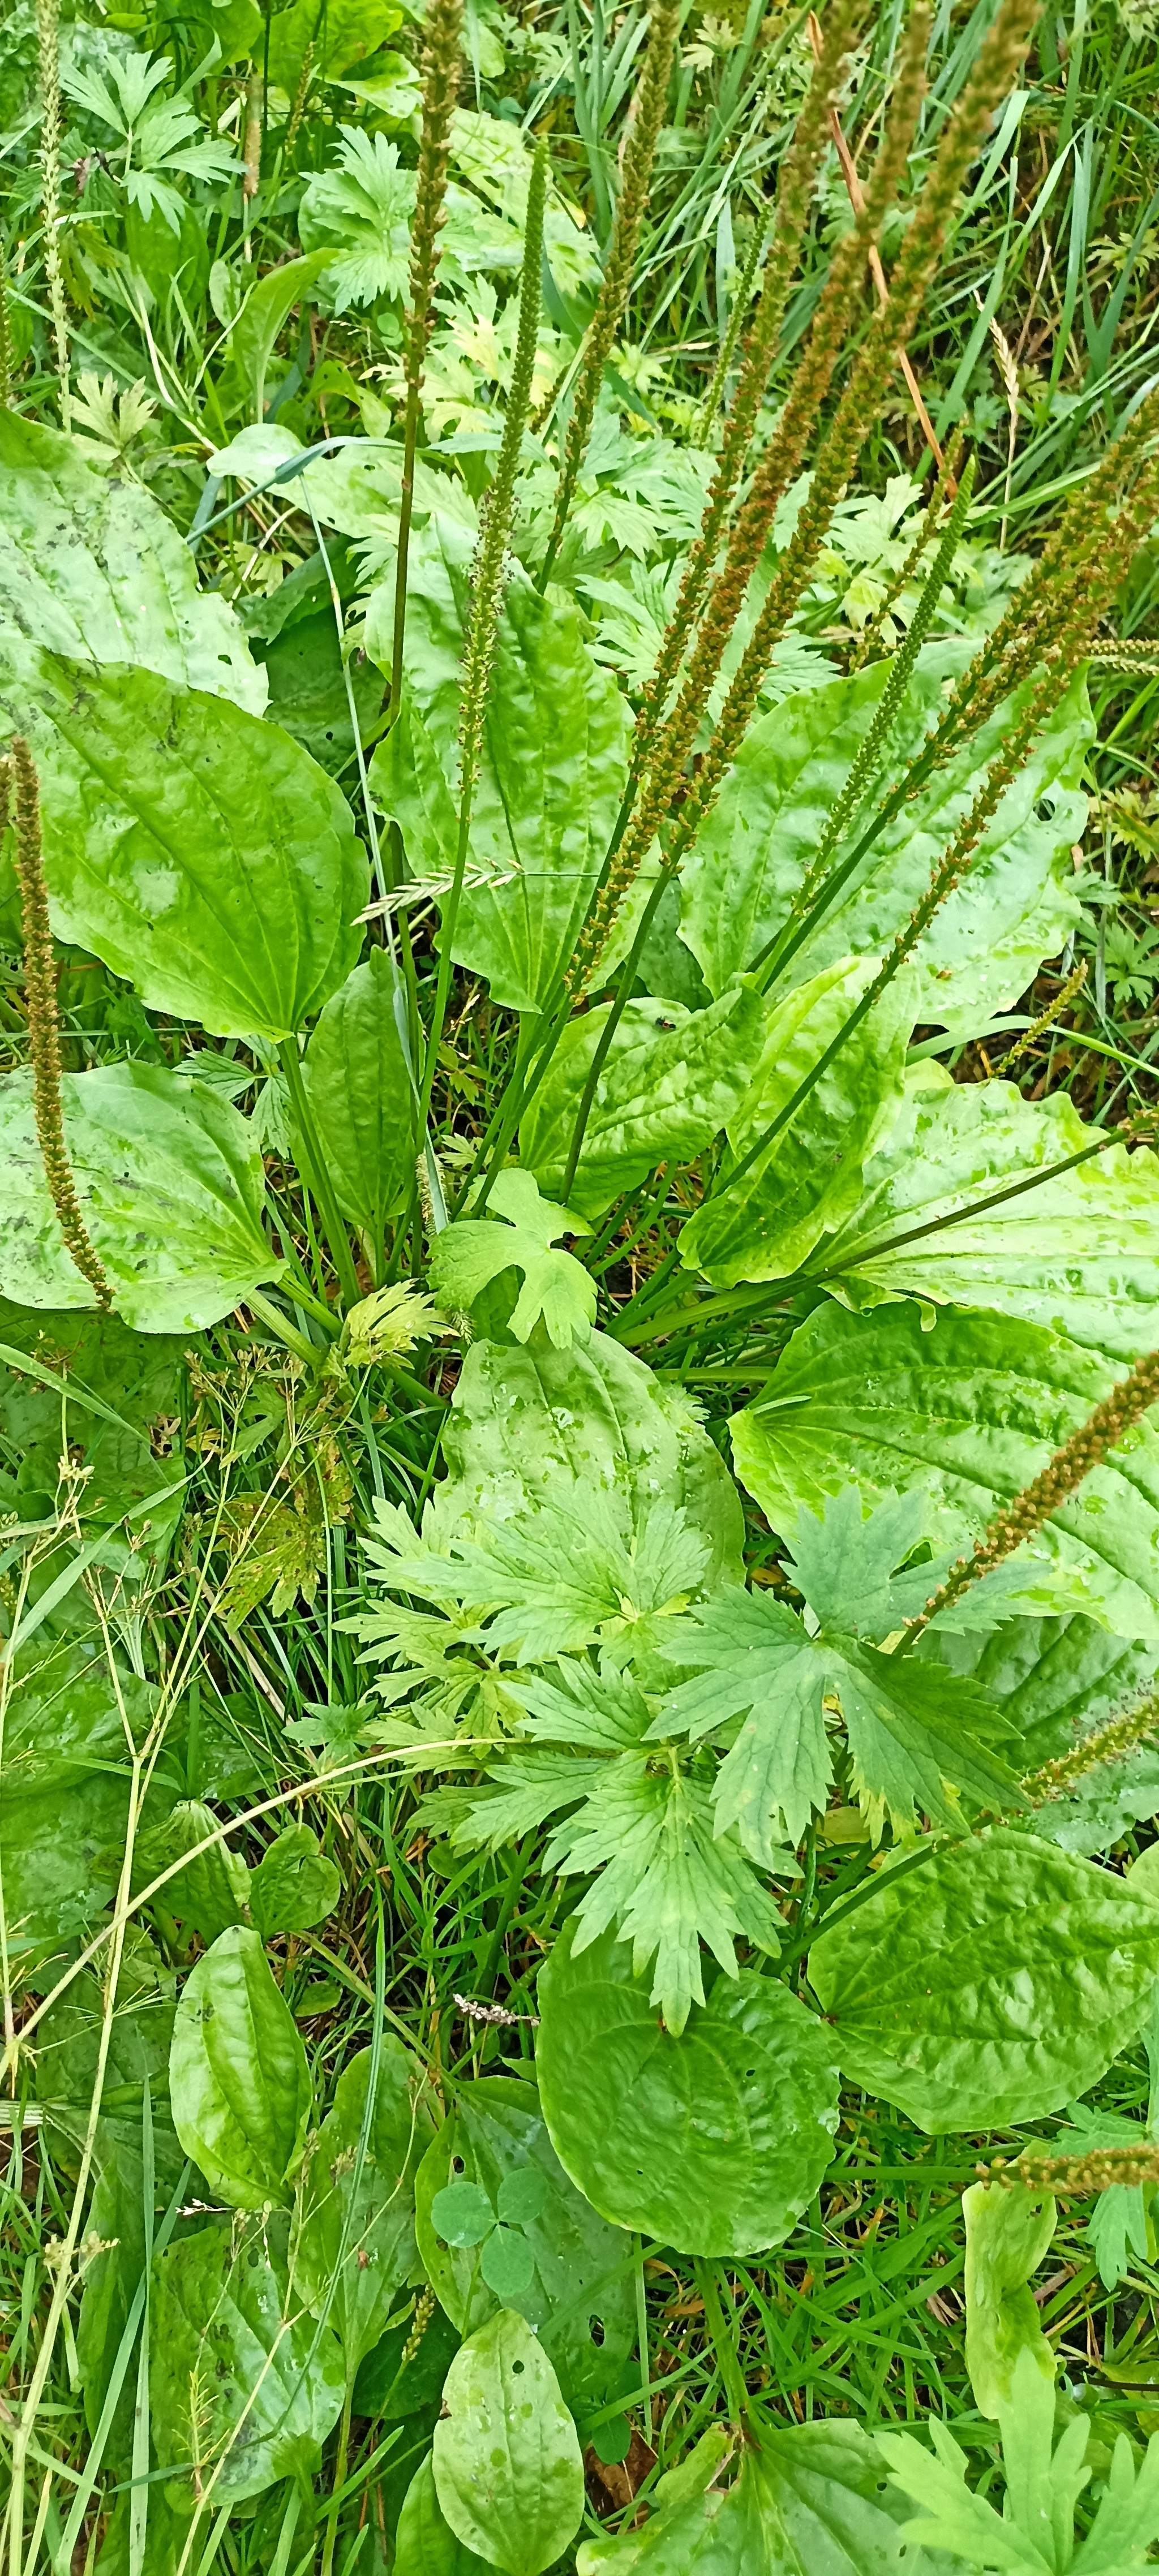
{"left": 1036, "top": 795, "right": 1057, "bottom": 823}
{"left": 512, "top": 2358, "right": 525, "bottom": 2376}
{"left": 590, "top": 2315, "right": 606, "bottom": 2346}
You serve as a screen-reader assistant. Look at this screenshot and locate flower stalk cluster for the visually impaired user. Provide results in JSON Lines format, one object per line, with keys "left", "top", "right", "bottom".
{"left": 420, "top": 144, "right": 548, "bottom": 1141}
{"left": 999, "top": 955, "right": 1088, "bottom": 1076}
{"left": 633, "top": 0, "right": 864, "bottom": 758}
{"left": 388, "top": 0, "right": 463, "bottom": 716}
{"left": 572, "top": 0, "right": 1047, "bottom": 996}
{"left": 538, "top": 0, "right": 681, "bottom": 591}
{"left": 4, "top": 741, "right": 111, "bottom": 1310}
{"left": 36, "top": 0, "right": 70, "bottom": 428}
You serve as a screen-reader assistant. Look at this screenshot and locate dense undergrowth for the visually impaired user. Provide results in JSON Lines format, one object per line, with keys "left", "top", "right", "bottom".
{"left": 2, "top": 0, "right": 1159, "bottom": 2563}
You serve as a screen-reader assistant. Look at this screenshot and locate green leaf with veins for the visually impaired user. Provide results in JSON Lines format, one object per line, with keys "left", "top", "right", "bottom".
{"left": 780, "top": 1486, "right": 941, "bottom": 1636}
{"left": 679, "top": 646, "right": 1091, "bottom": 1035}
{"left": 0, "top": 412, "right": 265, "bottom": 713}
{"left": 414, "top": 2077, "right": 634, "bottom": 2412}
{"left": 169, "top": 1926, "right": 312, "bottom": 2208}
{"left": 295, "top": 2039, "right": 435, "bottom": 2380}
{"left": 367, "top": 522, "right": 636, "bottom": 1013}
{"left": 520, "top": 983, "right": 766, "bottom": 1223}
{"left": 731, "top": 1300, "right": 1159, "bottom": 1639}
{"left": 298, "top": 132, "right": 416, "bottom": 309}
{"left": 248, "top": 1824, "right": 341, "bottom": 1937}
{"left": 544, "top": 1757, "right": 784, "bottom": 2035}
{"left": 875, "top": 2345, "right": 1158, "bottom": 2576}
{"left": 437, "top": 1331, "right": 744, "bottom": 1590}
{"left": 578, "top": 2423, "right": 937, "bottom": 2574}
{"left": 0, "top": 1061, "right": 278, "bottom": 1339}
{"left": 428, "top": 1171, "right": 595, "bottom": 1349}
{"left": 150, "top": 2212, "right": 344, "bottom": 2513}
{"left": 0, "top": 1063, "right": 281, "bottom": 1333}
{"left": 814, "top": 1069, "right": 1159, "bottom": 1361}
{"left": 302, "top": 947, "right": 416, "bottom": 1235}
{"left": 681, "top": 957, "right": 916, "bottom": 1288}
{"left": 432, "top": 2310, "right": 585, "bottom": 2576}
{"left": 395, "top": 2456, "right": 490, "bottom": 2576}
{"left": 916, "top": 1611, "right": 1158, "bottom": 1777}
{"left": 808, "top": 1827, "right": 1159, "bottom": 2130}
{"left": 0, "top": 641, "right": 367, "bottom": 1042}
{"left": 538, "top": 1924, "right": 839, "bottom": 2251}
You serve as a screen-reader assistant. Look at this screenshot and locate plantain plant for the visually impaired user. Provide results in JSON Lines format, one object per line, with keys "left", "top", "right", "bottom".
{"left": 4, "top": 0, "right": 1159, "bottom": 2564}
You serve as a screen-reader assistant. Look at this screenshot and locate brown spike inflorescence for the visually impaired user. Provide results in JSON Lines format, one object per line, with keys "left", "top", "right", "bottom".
{"left": 7, "top": 739, "right": 111, "bottom": 1310}
{"left": 538, "top": 0, "right": 681, "bottom": 591}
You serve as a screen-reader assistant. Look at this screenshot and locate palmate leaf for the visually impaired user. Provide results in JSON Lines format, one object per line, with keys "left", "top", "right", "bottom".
{"left": 429, "top": 1170, "right": 596, "bottom": 1350}
{"left": 782, "top": 1485, "right": 939, "bottom": 1636}
{"left": 364, "top": 1483, "right": 710, "bottom": 1664}
{"left": 655, "top": 1493, "right": 1020, "bottom": 1853}
{"left": 544, "top": 1752, "right": 784, "bottom": 2036}
{"left": 298, "top": 130, "right": 416, "bottom": 309}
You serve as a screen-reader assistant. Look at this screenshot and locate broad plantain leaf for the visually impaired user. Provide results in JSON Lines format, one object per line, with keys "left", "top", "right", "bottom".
{"left": 680, "top": 647, "right": 1091, "bottom": 1033}
{"left": 0, "top": 1062, "right": 281, "bottom": 1332}
{"left": 396, "top": 2455, "right": 490, "bottom": 2575}
{"left": 35, "top": 1937, "right": 181, "bottom": 2183}
{"left": 436, "top": 1328, "right": 745, "bottom": 1588}
{"left": 248, "top": 1824, "right": 341, "bottom": 1937}
{"left": 681, "top": 957, "right": 916, "bottom": 1288}
{"left": 169, "top": 1925, "right": 312, "bottom": 2207}
{"left": 536, "top": 1923, "right": 841, "bottom": 2255}
{"left": 132, "top": 1799, "right": 250, "bottom": 1943}
{"left": 578, "top": 2424, "right": 938, "bottom": 2575}
{"left": 0, "top": 411, "right": 265, "bottom": 713}
{"left": 368, "top": 522, "right": 632, "bottom": 1012}
{"left": 731, "top": 1300, "right": 1159, "bottom": 1639}
{"left": 963, "top": 2179, "right": 1056, "bottom": 2419}
{"left": 808, "top": 1827, "right": 1159, "bottom": 2130}
{"left": 150, "top": 2211, "right": 344, "bottom": 2509}
{"left": 521, "top": 983, "right": 766, "bottom": 1224}
{"left": 413, "top": 2075, "right": 634, "bottom": 2412}
{"left": 230, "top": 251, "right": 333, "bottom": 418}
{"left": 432, "top": 2308, "right": 585, "bottom": 2576}
{"left": 302, "top": 945, "right": 416, "bottom": 1235}
{"left": 0, "top": 642, "right": 366, "bottom": 1040}
{"left": 0, "top": 1297, "right": 186, "bottom": 1531}
{"left": 428, "top": 1169, "right": 596, "bottom": 1348}
{"left": 816, "top": 1068, "right": 1159, "bottom": 1359}
{"left": 917, "top": 1611, "right": 1158, "bottom": 1775}
{"left": 6, "top": 1646, "right": 178, "bottom": 1964}
{"left": 295, "top": 2037, "right": 435, "bottom": 2379}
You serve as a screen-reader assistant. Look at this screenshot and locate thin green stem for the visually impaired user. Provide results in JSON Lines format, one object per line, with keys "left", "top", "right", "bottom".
{"left": 278, "top": 1040, "right": 362, "bottom": 1308}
